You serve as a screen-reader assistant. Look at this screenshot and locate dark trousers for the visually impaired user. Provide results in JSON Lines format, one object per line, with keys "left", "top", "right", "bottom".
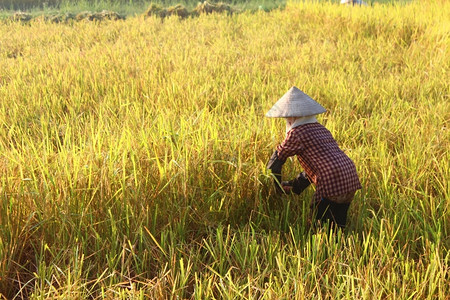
{"left": 311, "top": 198, "right": 350, "bottom": 229}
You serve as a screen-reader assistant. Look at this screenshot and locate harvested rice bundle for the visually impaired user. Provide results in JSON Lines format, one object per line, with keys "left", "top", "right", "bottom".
{"left": 144, "top": 3, "right": 167, "bottom": 18}
{"left": 194, "top": 1, "right": 232, "bottom": 15}
{"left": 97, "top": 10, "right": 124, "bottom": 21}
{"left": 48, "top": 14, "right": 63, "bottom": 23}
{"left": 166, "top": 4, "right": 189, "bottom": 19}
{"left": 11, "top": 12, "right": 32, "bottom": 22}
{"left": 62, "top": 13, "right": 75, "bottom": 22}
{"left": 46, "top": 13, "right": 75, "bottom": 23}
{"left": 75, "top": 10, "right": 123, "bottom": 22}
{"left": 75, "top": 11, "right": 94, "bottom": 21}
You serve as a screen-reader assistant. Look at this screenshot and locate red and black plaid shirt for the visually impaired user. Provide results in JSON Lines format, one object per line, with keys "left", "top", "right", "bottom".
{"left": 277, "top": 123, "right": 361, "bottom": 202}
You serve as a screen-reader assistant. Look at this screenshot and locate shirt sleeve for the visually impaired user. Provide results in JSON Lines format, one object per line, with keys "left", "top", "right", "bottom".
{"left": 276, "top": 129, "right": 303, "bottom": 161}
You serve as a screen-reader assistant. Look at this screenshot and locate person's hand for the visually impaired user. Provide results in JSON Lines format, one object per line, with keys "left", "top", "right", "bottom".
{"left": 283, "top": 185, "right": 292, "bottom": 193}
{"left": 281, "top": 182, "right": 293, "bottom": 194}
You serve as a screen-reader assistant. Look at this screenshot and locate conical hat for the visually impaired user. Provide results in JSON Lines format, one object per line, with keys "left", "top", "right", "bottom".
{"left": 265, "top": 86, "right": 326, "bottom": 118}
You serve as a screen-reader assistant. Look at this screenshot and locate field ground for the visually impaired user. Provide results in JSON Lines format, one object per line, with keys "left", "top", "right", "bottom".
{"left": 0, "top": 0, "right": 449, "bottom": 298}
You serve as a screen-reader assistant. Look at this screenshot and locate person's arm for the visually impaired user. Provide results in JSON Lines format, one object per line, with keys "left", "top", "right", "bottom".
{"left": 267, "top": 128, "right": 303, "bottom": 192}
{"left": 267, "top": 150, "right": 285, "bottom": 192}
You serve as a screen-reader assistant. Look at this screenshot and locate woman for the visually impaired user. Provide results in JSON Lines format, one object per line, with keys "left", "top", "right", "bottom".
{"left": 266, "top": 86, "right": 361, "bottom": 229}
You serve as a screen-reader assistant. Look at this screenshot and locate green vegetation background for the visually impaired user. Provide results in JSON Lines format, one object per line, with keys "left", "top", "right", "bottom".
{"left": 1, "top": 0, "right": 408, "bottom": 15}
{"left": 3, "top": 0, "right": 281, "bottom": 13}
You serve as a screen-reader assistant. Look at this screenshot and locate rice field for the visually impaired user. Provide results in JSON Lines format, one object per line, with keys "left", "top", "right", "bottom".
{"left": 0, "top": 0, "right": 449, "bottom": 298}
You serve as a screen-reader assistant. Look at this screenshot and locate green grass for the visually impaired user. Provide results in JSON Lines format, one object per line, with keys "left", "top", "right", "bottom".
{"left": 0, "top": 0, "right": 448, "bottom": 298}
{"left": 1, "top": 0, "right": 287, "bottom": 16}
{"left": 0, "top": 0, "right": 412, "bottom": 18}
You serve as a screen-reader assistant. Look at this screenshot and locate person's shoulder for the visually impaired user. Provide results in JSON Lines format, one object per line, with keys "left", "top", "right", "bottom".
{"left": 296, "top": 122, "right": 334, "bottom": 139}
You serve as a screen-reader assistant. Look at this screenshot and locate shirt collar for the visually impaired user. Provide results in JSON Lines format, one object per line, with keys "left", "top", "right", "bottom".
{"left": 286, "top": 115, "right": 318, "bottom": 133}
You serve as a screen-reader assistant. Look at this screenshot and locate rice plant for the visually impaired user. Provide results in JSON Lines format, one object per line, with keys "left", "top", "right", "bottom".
{"left": 0, "top": 0, "right": 448, "bottom": 298}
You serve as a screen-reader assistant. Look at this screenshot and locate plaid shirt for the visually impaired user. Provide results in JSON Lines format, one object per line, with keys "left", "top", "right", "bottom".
{"left": 277, "top": 123, "right": 361, "bottom": 202}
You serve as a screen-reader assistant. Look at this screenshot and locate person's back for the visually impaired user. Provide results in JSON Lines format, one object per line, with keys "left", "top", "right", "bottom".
{"left": 278, "top": 123, "right": 361, "bottom": 203}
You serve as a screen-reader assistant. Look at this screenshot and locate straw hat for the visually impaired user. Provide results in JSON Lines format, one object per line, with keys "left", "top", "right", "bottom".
{"left": 265, "top": 86, "right": 326, "bottom": 118}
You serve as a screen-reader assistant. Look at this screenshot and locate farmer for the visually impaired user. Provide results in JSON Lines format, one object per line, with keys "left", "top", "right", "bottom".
{"left": 340, "top": 0, "right": 368, "bottom": 6}
{"left": 266, "top": 86, "right": 361, "bottom": 229}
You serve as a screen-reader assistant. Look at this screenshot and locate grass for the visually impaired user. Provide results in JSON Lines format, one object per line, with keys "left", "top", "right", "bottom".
{"left": 0, "top": 0, "right": 449, "bottom": 298}
{"left": 0, "top": 0, "right": 413, "bottom": 18}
